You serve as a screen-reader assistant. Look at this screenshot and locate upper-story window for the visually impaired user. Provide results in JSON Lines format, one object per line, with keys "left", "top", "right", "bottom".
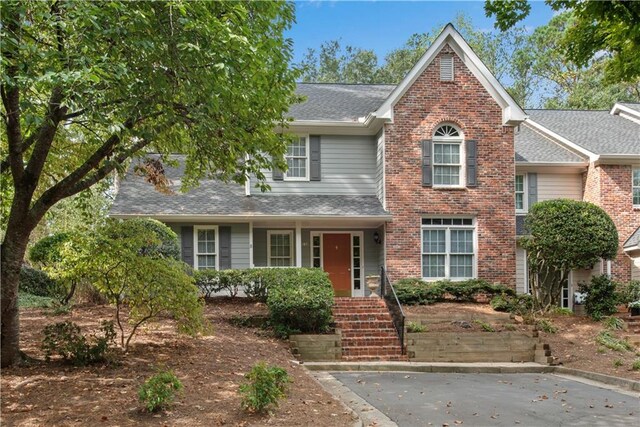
{"left": 433, "top": 124, "right": 464, "bottom": 187}
{"left": 634, "top": 168, "right": 640, "bottom": 207}
{"left": 284, "top": 136, "right": 309, "bottom": 181}
{"left": 515, "top": 174, "right": 527, "bottom": 212}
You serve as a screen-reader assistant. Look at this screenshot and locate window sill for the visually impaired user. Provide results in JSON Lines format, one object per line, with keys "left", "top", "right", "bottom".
{"left": 422, "top": 277, "right": 476, "bottom": 282}
{"left": 283, "top": 177, "right": 310, "bottom": 182}
{"left": 432, "top": 185, "right": 468, "bottom": 191}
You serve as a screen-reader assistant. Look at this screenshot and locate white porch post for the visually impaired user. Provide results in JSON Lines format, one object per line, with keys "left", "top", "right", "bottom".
{"left": 295, "top": 221, "right": 302, "bottom": 267}
{"left": 249, "top": 221, "right": 254, "bottom": 268}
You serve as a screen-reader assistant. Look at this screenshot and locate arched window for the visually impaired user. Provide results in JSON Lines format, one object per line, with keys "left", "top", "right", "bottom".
{"left": 432, "top": 124, "right": 464, "bottom": 186}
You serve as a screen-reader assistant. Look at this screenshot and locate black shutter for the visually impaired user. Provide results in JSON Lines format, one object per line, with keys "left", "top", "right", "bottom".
{"left": 527, "top": 173, "right": 538, "bottom": 208}
{"left": 310, "top": 135, "right": 321, "bottom": 181}
{"left": 219, "top": 226, "right": 232, "bottom": 270}
{"left": 181, "top": 226, "right": 194, "bottom": 267}
{"left": 466, "top": 140, "right": 477, "bottom": 187}
{"left": 422, "top": 140, "right": 432, "bottom": 187}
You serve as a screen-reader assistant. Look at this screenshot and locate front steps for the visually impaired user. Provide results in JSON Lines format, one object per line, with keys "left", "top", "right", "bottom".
{"left": 333, "top": 297, "right": 406, "bottom": 361}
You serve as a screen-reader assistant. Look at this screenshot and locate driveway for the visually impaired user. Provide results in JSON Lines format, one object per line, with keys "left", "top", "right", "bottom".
{"left": 331, "top": 372, "right": 639, "bottom": 426}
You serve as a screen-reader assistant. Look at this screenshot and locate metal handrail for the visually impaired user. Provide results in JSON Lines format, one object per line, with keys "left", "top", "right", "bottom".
{"left": 379, "top": 266, "right": 406, "bottom": 354}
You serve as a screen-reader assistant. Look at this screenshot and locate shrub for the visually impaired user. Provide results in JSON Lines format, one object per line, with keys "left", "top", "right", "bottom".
{"left": 41, "top": 320, "right": 115, "bottom": 366}
{"left": 618, "top": 280, "right": 640, "bottom": 305}
{"left": 551, "top": 307, "right": 573, "bottom": 316}
{"left": 473, "top": 319, "right": 495, "bottom": 332}
{"left": 266, "top": 268, "right": 334, "bottom": 335}
{"left": 29, "top": 232, "right": 75, "bottom": 267}
{"left": 18, "top": 292, "right": 54, "bottom": 308}
{"left": 394, "top": 278, "right": 516, "bottom": 306}
{"left": 580, "top": 275, "right": 620, "bottom": 320}
{"left": 406, "top": 321, "right": 426, "bottom": 333}
{"left": 490, "top": 294, "right": 511, "bottom": 312}
{"left": 602, "top": 316, "right": 624, "bottom": 331}
{"left": 239, "top": 362, "right": 290, "bottom": 413}
{"left": 535, "top": 318, "right": 558, "bottom": 334}
{"left": 138, "top": 370, "right": 183, "bottom": 412}
{"left": 19, "top": 266, "right": 64, "bottom": 298}
{"left": 120, "top": 218, "right": 180, "bottom": 260}
{"left": 193, "top": 268, "right": 272, "bottom": 300}
{"left": 613, "top": 359, "right": 623, "bottom": 368}
{"left": 632, "top": 359, "right": 640, "bottom": 371}
{"left": 595, "top": 331, "right": 633, "bottom": 352}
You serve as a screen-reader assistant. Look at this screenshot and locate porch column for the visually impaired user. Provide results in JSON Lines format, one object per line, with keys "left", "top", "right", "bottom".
{"left": 295, "top": 221, "right": 302, "bottom": 267}
{"left": 249, "top": 221, "right": 254, "bottom": 268}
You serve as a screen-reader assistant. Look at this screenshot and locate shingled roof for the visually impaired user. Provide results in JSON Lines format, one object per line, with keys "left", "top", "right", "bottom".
{"left": 624, "top": 226, "right": 640, "bottom": 250}
{"left": 515, "top": 123, "right": 586, "bottom": 164}
{"left": 526, "top": 109, "right": 640, "bottom": 156}
{"left": 110, "top": 157, "right": 390, "bottom": 218}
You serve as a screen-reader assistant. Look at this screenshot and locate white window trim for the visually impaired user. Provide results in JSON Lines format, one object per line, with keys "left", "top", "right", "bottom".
{"left": 284, "top": 135, "right": 310, "bottom": 182}
{"left": 194, "top": 225, "right": 219, "bottom": 270}
{"left": 267, "top": 230, "right": 294, "bottom": 267}
{"left": 515, "top": 173, "right": 528, "bottom": 213}
{"left": 633, "top": 168, "right": 640, "bottom": 208}
{"left": 432, "top": 125, "right": 465, "bottom": 188}
{"left": 421, "top": 218, "right": 477, "bottom": 281}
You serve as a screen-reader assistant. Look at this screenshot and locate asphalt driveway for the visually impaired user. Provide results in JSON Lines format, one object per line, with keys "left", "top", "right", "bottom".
{"left": 331, "top": 372, "right": 639, "bottom": 426}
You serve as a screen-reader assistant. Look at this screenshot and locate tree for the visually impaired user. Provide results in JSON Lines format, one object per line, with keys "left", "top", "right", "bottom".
{"left": 299, "top": 40, "right": 380, "bottom": 84}
{"left": 485, "top": 0, "right": 640, "bottom": 83}
{"left": 520, "top": 199, "right": 618, "bottom": 311}
{"left": 52, "top": 219, "right": 205, "bottom": 351}
{"left": 1, "top": 1, "right": 298, "bottom": 366}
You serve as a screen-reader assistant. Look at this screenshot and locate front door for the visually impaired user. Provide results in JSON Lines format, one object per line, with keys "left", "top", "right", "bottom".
{"left": 323, "top": 233, "right": 352, "bottom": 297}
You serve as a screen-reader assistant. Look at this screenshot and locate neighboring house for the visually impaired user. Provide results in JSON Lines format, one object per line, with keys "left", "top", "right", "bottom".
{"left": 110, "top": 24, "right": 640, "bottom": 304}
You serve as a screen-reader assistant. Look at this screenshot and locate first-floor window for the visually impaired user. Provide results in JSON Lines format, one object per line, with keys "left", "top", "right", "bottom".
{"left": 422, "top": 218, "right": 475, "bottom": 279}
{"left": 195, "top": 226, "right": 217, "bottom": 270}
{"left": 633, "top": 168, "right": 640, "bottom": 206}
{"left": 268, "top": 231, "right": 293, "bottom": 267}
{"left": 515, "top": 174, "right": 526, "bottom": 211}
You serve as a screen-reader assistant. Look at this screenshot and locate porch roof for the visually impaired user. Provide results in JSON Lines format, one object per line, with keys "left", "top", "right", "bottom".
{"left": 110, "top": 158, "right": 390, "bottom": 220}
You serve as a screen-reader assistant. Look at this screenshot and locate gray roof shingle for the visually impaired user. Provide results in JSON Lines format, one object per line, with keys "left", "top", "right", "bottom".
{"left": 624, "top": 226, "right": 640, "bottom": 249}
{"left": 110, "top": 157, "right": 389, "bottom": 218}
{"left": 515, "top": 123, "right": 587, "bottom": 164}
{"left": 620, "top": 102, "right": 640, "bottom": 113}
{"left": 290, "top": 83, "right": 395, "bottom": 121}
{"left": 526, "top": 109, "right": 640, "bottom": 156}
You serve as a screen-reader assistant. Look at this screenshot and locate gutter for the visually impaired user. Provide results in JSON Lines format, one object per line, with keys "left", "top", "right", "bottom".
{"left": 110, "top": 213, "right": 393, "bottom": 222}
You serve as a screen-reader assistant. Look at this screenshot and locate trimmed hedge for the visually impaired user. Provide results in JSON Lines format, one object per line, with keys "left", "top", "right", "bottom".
{"left": 19, "top": 266, "right": 65, "bottom": 298}
{"left": 394, "top": 278, "right": 516, "bottom": 305}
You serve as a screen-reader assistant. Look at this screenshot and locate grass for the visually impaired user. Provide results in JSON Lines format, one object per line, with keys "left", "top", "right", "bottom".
{"left": 595, "top": 331, "right": 633, "bottom": 352}
{"left": 535, "top": 318, "right": 558, "bottom": 334}
{"left": 406, "top": 321, "right": 427, "bottom": 333}
{"left": 632, "top": 359, "right": 640, "bottom": 371}
{"left": 473, "top": 319, "right": 495, "bottom": 332}
{"left": 601, "top": 316, "right": 624, "bottom": 331}
{"left": 18, "top": 292, "right": 54, "bottom": 308}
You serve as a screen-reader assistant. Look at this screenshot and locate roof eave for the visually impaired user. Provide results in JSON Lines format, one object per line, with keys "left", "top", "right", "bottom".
{"left": 110, "top": 213, "right": 393, "bottom": 222}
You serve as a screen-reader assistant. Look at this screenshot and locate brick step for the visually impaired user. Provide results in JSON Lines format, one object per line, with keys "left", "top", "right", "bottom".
{"left": 335, "top": 321, "right": 396, "bottom": 330}
{"left": 333, "top": 304, "right": 387, "bottom": 310}
{"left": 340, "top": 329, "right": 399, "bottom": 338}
{"left": 343, "top": 346, "right": 404, "bottom": 357}
{"left": 333, "top": 308, "right": 390, "bottom": 315}
{"left": 334, "top": 300, "right": 386, "bottom": 308}
{"left": 342, "top": 355, "right": 408, "bottom": 362}
{"left": 333, "top": 314, "right": 393, "bottom": 322}
{"left": 342, "top": 336, "right": 401, "bottom": 347}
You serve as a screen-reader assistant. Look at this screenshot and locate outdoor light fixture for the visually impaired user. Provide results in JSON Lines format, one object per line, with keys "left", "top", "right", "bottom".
{"left": 373, "top": 231, "right": 382, "bottom": 245}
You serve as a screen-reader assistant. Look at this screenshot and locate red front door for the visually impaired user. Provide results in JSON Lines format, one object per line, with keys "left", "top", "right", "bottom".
{"left": 323, "top": 233, "right": 352, "bottom": 297}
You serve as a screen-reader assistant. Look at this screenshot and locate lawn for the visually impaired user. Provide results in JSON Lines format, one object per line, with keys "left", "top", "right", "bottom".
{"left": 1, "top": 297, "right": 356, "bottom": 426}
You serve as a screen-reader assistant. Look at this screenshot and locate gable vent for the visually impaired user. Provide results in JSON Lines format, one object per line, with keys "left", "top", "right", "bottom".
{"left": 440, "top": 55, "right": 454, "bottom": 81}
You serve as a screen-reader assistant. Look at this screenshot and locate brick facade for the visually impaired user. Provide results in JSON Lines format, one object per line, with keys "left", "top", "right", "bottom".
{"left": 584, "top": 163, "right": 640, "bottom": 282}
{"left": 384, "top": 45, "right": 516, "bottom": 288}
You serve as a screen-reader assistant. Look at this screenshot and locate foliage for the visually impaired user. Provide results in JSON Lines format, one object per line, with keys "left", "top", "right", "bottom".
{"left": 193, "top": 268, "right": 292, "bottom": 301}
{"left": 58, "top": 219, "right": 206, "bottom": 351}
{"left": 239, "top": 362, "right": 290, "bottom": 413}
{"left": 406, "top": 321, "right": 427, "bottom": 333}
{"left": 123, "top": 218, "right": 180, "bottom": 260}
{"left": 394, "top": 278, "right": 515, "bottom": 306}
{"left": 41, "top": 320, "right": 115, "bottom": 366}
{"left": 579, "top": 275, "right": 621, "bottom": 321}
{"left": 521, "top": 200, "right": 618, "bottom": 312}
{"left": 485, "top": 0, "right": 640, "bottom": 83}
{"left": 602, "top": 316, "right": 625, "bottom": 331}
{"left": 535, "top": 319, "right": 557, "bottom": 334}
{"left": 613, "top": 359, "right": 623, "bottom": 368}
{"left": 473, "top": 320, "right": 496, "bottom": 332}
{"left": 19, "top": 266, "right": 64, "bottom": 299}
{"left": 633, "top": 359, "right": 640, "bottom": 371}
{"left": 551, "top": 307, "right": 573, "bottom": 316}
{"left": 618, "top": 281, "right": 640, "bottom": 305}
{"left": 266, "top": 268, "right": 334, "bottom": 335}
{"left": 138, "top": 370, "right": 183, "bottom": 412}
{"left": 595, "top": 331, "right": 633, "bottom": 353}
{"left": 490, "top": 294, "right": 511, "bottom": 312}
{"left": 18, "top": 292, "right": 54, "bottom": 309}
{"left": 29, "top": 233, "right": 75, "bottom": 267}
{"left": 1, "top": 0, "right": 299, "bottom": 366}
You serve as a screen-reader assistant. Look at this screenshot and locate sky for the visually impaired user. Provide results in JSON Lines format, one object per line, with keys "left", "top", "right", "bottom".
{"left": 287, "top": 0, "right": 556, "bottom": 65}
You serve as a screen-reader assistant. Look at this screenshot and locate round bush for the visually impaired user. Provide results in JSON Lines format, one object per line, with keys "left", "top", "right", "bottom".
{"left": 579, "top": 275, "right": 620, "bottom": 320}
{"left": 105, "top": 218, "right": 180, "bottom": 260}
{"left": 29, "top": 232, "right": 75, "bottom": 267}
{"left": 20, "top": 266, "right": 64, "bottom": 298}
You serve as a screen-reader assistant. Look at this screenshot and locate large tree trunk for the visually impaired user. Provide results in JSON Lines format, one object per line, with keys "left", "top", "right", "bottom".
{"left": 1, "top": 224, "right": 32, "bottom": 367}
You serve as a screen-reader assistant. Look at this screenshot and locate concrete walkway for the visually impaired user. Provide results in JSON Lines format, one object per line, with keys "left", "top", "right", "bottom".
{"left": 328, "top": 371, "right": 639, "bottom": 427}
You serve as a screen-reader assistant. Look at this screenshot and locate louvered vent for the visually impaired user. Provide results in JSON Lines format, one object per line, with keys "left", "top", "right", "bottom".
{"left": 440, "top": 55, "right": 454, "bottom": 81}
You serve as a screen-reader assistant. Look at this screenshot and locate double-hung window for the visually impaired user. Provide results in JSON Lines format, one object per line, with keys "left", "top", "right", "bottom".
{"left": 422, "top": 218, "right": 475, "bottom": 280}
{"left": 634, "top": 168, "right": 640, "bottom": 207}
{"left": 433, "top": 125, "right": 463, "bottom": 187}
{"left": 194, "top": 226, "right": 217, "bottom": 270}
{"left": 268, "top": 231, "right": 293, "bottom": 267}
{"left": 285, "top": 137, "right": 309, "bottom": 180}
{"left": 515, "top": 174, "right": 526, "bottom": 212}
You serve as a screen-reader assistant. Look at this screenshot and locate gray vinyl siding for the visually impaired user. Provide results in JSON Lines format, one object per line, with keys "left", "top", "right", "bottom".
{"left": 166, "top": 222, "right": 250, "bottom": 269}
{"left": 375, "top": 130, "right": 385, "bottom": 204}
{"left": 516, "top": 245, "right": 526, "bottom": 294}
{"left": 264, "top": 135, "right": 377, "bottom": 195}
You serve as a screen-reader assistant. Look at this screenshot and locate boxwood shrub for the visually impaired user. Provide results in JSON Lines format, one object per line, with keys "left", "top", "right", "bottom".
{"left": 394, "top": 278, "right": 515, "bottom": 305}
{"left": 20, "top": 265, "right": 65, "bottom": 298}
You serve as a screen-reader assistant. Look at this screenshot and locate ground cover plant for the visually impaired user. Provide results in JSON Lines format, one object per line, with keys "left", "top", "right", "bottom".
{"left": 394, "top": 278, "right": 515, "bottom": 305}
{"left": 138, "top": 370, "right": 183, "bottom": 412}
{"left": 240, "top": 362, "right": 291, "bottom": 413}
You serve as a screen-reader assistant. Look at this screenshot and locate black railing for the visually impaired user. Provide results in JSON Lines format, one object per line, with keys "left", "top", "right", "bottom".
{"left": 380, "top": 266, "right": 406, "bottom": 354}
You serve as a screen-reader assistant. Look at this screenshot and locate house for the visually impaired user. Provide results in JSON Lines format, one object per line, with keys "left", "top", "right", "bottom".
{"left": 110, "top": 24, "right": 640, "bottom": 305}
